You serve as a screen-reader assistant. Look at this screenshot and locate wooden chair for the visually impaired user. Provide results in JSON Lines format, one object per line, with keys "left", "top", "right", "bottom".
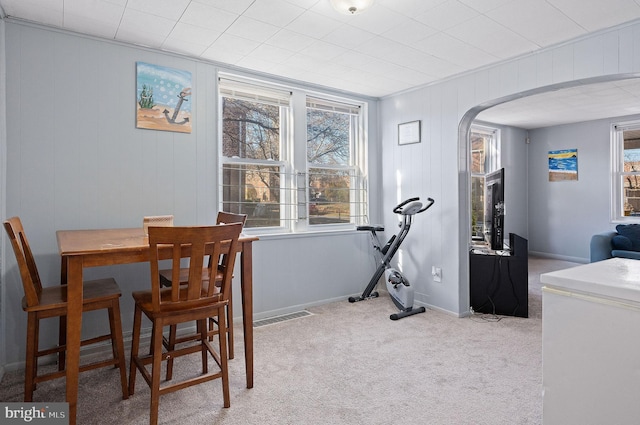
{"left": 3, "top": 217, "right": 128, "bottom": 402}
{"left": 128, "top": 223, "right": 243, "bottom": 425}
{"left": 159, "top": 212, "right": 246, "bottom": 359}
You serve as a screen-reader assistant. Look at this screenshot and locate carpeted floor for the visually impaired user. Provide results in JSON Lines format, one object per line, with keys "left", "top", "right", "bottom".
{"left": 0, "top": 257, "right": 579, "bottom": 425}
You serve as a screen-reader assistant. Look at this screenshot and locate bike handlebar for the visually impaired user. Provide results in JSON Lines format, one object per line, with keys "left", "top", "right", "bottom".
{"left": 419, "top": 197, "right": 435, "bottom": 213}
{"left": 393, "top": 197, "right": 435, "bottom": 215}
{"left": 393, "top": 197, "right": 419, "bottom": 213}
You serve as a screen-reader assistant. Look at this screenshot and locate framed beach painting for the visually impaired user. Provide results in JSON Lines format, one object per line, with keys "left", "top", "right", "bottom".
{"left": 548, "top": 149, "right": 578, "bottom": 181}
{"left": 136, "top": 62, "right": 192, "bottom": 133}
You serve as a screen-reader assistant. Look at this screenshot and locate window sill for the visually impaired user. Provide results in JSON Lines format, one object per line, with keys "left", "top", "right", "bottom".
{"left": 242, "top": 226, "right": 363, "bottom": 241}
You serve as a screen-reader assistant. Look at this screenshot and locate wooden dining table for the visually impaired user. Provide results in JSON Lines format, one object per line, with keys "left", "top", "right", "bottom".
{"left": 56, "top": 227, "right": 258, "bottom": 425}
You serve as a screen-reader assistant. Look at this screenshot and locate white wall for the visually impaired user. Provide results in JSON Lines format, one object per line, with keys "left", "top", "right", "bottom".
{"left": 528, "top": 116, "right": 627, "bottom": 261}
{"left": 501, "top": 126, "right": 529, "bottom": 240}
{"left": 380, "top": 20, "right": 640, "bottom": 316}
{"left": 0, "top": 22, "right": 379, "bottom": 370}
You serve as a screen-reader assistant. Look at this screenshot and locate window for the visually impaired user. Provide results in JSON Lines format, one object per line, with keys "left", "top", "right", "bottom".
{"left": 219, "top": 75, "right": 367, "bottom": 232}
{"left": 611, "top": 120, "right": 640, "bottom": 221}
{"left": 219, "top": 78, "right": 291, "bottom": 228}
{"left": 470, "top": 125, "right": 500, "bottom": 241}
{"left": 306, "top": 97, "right": 363, "bottom": 226}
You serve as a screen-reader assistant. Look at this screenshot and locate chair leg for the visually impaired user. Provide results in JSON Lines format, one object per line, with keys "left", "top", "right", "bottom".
{"left": 128, "top": 305, "right": 142, "bottom": 396}
{"left": 24, "top": 313, "right": 38, "bottom": 402}
{"left": 149, "top": 323, "right": 157, "bottom": 356}
{"left": 218, "top": 310, "right": 230, "bottom": 408}
{"left": 208, "top": 304, "right": 234, "bottom": 359}
{"left": 165, "top": 325, "right": 177, "bottom": 381}
{"left": 109, "top": 300, "right": 129, "bottom": 400}
{"left": 226, "top": 290, "right": 234, "bottom": 360}
{"left": 58, "top": 315, "right": 66, "bottom": 372}
{"left": 150, "top": 321, "right": 164, "bottom": 425}
{"left": 199, "top": 319, "right": 208, "bottom": 375}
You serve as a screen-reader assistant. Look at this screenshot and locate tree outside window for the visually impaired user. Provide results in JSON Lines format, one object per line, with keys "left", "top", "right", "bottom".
{"left": 622, "top": 136, "right": 640, "bottom": 215}
{"left": 219, "top": 77, "right": 367, "bottom": 232}
{"left": 306, "top": 105, "right": 355, "bottom": 225}
{"left": 222, "top": 97, "right": 283, "bottom": 227}
{"left": 470, "top": 126, "right": 500, "bottom": 241}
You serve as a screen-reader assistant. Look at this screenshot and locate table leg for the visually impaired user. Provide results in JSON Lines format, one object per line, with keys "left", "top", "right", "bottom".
{"left": 65, "top": 256, "right": 83, "bottom": 425}
{"left": 59, "top": 257, "right": 68, "bottom": 371}
{"left": 60, "top": 256, "right": 68, "bottom": 284}
{"left": 241, "top": 241, "right": 254, "bottom": 389}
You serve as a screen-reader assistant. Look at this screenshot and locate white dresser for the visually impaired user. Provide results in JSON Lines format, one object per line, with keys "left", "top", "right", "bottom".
{"left": 540, "top": 258, "right": 640, "bottom": 425}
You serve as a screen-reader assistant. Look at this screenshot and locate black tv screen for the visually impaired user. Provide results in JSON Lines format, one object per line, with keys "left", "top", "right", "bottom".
{"left": 484, "top": 168, "right": 505, "bottom": 251}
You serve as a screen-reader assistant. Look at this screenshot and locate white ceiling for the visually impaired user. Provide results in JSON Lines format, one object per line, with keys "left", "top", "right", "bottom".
{"left": 2, "top": 0, "right": 640, "bottom": 128}
{"left": 477, "top": 78, "right": 640, "bottom": 129}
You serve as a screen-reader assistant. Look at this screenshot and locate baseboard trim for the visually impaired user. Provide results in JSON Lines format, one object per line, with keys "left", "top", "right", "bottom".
{"left": 529, "top": 251, "right": 588, "bottom": 264}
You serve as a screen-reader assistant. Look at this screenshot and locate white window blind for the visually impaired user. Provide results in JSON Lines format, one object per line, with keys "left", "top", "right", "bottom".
{"left": 219, "top": 77, "right": 291, "bottom": 107}
{"left": 306, "top": 96, "right": 360, "bottom": 115}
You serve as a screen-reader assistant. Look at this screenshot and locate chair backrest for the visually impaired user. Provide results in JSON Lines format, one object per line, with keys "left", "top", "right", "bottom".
{"left": 216, "top": 211, "right": 247, "bottom": 227}
{"left": 147, "top": 223, "right": 242, "bottom": 312}
{"left": 3, "top": 217, "right": 43, "bottom": 308}
{"left": 143, "top": 215, "right": 174, "bottom": 235}
{"left": 214, "top": 211, "right": 246, "bottom": 269}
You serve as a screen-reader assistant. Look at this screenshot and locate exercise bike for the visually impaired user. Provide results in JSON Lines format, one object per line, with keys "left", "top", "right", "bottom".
{"left": 350, "top": 197, "right": 435, "bottom": 320}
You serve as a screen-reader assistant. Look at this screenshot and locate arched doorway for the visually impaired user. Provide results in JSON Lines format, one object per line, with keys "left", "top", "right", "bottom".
{"left": 457, "top": 73, "right": 640, "bottom": 314}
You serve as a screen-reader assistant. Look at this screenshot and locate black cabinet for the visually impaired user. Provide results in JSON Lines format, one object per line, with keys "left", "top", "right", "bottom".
{"left": 469, "top": 233, "right": 528, "bottom": 318}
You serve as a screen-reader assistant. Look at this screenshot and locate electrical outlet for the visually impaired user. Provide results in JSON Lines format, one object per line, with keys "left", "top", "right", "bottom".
{"left": 432, "top": 266, "right": 442, "bottom": 282}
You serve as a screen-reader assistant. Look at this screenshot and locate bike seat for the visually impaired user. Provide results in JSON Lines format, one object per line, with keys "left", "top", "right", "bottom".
{"left": 357, "top": 225, "right": 384, "bottom": 232}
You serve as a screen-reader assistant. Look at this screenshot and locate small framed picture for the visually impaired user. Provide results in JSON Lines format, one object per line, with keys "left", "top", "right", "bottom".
{"left": 398, "top": 120, "right": 421, "bottom": 145}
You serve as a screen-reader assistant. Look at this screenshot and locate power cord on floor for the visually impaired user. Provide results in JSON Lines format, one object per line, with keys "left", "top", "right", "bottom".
{"left": 468, "top": 306, "right": 503, "bottom": 322}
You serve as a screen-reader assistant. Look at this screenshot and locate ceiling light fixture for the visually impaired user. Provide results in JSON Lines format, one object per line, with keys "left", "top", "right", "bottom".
{"left": 330, "top": 0, "right": 374, "bottom": 15}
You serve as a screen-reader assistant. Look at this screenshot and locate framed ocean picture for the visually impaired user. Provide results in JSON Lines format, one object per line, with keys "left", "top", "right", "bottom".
{"left": 136, "top": 62, "right": 192, "bottom": 133}
{"left": 548, "top": 149, "right": 578, "bottom": 181}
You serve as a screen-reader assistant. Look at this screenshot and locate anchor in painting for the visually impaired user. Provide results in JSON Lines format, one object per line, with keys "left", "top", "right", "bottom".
{"left": 163, "top": 87, "right": 191, "bottom": 125}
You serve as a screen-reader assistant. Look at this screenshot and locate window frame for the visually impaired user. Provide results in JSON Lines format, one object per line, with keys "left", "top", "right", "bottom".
{"left": 469, "top": 124, "right": 501, "bottom": 242}
{"left": 218, "top": 75, "right": 293, "bottom": 232}
{"left": 299, "top": 94, "right": 367, "bottom": 232}
{"left": 218, "top": 74, "right": 368, "bottom": 235}
{"left": 611, "top": 120, "right": 640, "bottom": 223}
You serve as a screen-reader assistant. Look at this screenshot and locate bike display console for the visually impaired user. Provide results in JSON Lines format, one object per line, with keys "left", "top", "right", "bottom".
{"left": 469, "top": 233, "right": 528, "bottom": 318}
